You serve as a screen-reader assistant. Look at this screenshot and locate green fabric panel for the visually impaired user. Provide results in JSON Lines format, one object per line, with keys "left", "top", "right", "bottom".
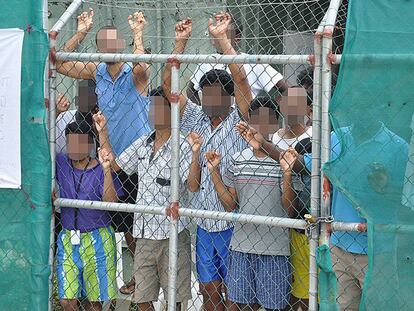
{"left": 316, "top": 245, "right": 339, "bottom": 311}
{"left": 0, "top": 1, "right": 50, "bottom": 310}
{"left": 323, "top": 0, "right": 414, "bottom": 310}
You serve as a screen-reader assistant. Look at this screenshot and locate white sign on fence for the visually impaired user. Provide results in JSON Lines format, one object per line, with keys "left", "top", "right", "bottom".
{"left": 0, "top": 28, "right": 24, "bottom": 189}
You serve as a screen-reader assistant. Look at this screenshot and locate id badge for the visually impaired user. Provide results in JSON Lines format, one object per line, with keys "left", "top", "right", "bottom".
{"left": 70, "top": 230, "right": 81, "bottom": 245}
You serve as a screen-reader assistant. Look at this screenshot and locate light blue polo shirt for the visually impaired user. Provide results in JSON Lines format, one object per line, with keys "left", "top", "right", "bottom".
{"left": 305, "top": 125, "right": 408, "bottom": 254}
{"left": 95, "top": 63, "right": 151, "bottom": 156}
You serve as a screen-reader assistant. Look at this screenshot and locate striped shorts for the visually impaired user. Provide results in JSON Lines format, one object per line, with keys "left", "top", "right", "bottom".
{"left": 226, "top": 250, "right": 291, "bottom": 310}
{"left": 56, "top": 226, "right": 117, "bottom": 302}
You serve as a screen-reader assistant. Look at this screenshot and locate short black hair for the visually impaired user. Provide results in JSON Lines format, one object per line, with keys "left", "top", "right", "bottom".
{"left": 249, "top": 96, "right": 280, "bottom": 118}
{"left": 199, "top": 69, "right": 234, "bottom": 96}
{"left": 297, "top": 66, "right": 313, "bottom": 88}
{"left": 65, "top": 120, "right": 95, "bottom": 143}
{"left": 74, "top": 111, "right": 94, "bottom": 131}
{"left": 78, "top": 79, "right": 96, "bottom": 91}
{"left": 295, "top": 137, "right": 312, "bottom": 155}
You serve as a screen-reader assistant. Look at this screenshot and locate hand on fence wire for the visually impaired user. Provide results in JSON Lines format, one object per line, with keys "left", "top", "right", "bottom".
{"left": 56, "top": 93, "right": 70, "bottom": 116}
{"left": 205, "top": 151, "right": 221, "bottom": 172}
{"left": 236, "top": 121, "right": 265, "bottom": 151}
{"left": 166, "top": 202, "right": 180, "bottom": 220}
{"left": 92, "top": 111, "right": 107, "bottom": 133}
{"left": 280, "top": 147, "right": 298, "bottom": 173}
{"left": 128, "top": 11, "right": 147, "bottom": 35}
{"left": 175, "top": 18, "right": 192, "bottom": 43}
{"left": 98, "top": 147, "right": 113, "bottom": 170}
{"left": 208, "top": 12, "right": 231, "bottom": 40}
{"left": 76, "top": 8, "right": 94, "bottom": 34}
{"left": 187, "top": 132, "right": 203, "bottom": 154}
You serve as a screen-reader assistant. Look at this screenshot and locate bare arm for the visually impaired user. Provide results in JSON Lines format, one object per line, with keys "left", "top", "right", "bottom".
{"left": 236, "top": 121, "right": 283, "bottom": 161}
{"left": 56, "top": 10, "right": 97, "bottom": 80}
{"left": 187, "top": 151, "right": 201, "bottom": 192}
{"left": 56, "top": 93, "right": 70, "bottom": 118}
{"left": 93, "top": 111, "right": 121, "bottom": 172}
{"left": 102, "top": 166, "right": 119, "bottom": 202}
{"left": 129, "top": 12, "right": 150, "bottom": 95}
{"left": 211, "top": 167, "right": 238, "bottom": 212}
{"left": 209, "top": 13, "right": 252, "bottom": 120}
{"left": 280, "top": 147, "right": 299, "bottom": 217}
{"left": 99, "top": 148, "right": 119, "bottom": 202}
{"left": 187, "top": 132, "right": 202, "bottom": 192}
{"left": 281, "top": 171, "right": 296, "bottom": 217}
{"left": 205, "top": 151, "right": 238, "bottom": 212}
{"left": 162, "top": 19, "right": 192, "bottom": 116}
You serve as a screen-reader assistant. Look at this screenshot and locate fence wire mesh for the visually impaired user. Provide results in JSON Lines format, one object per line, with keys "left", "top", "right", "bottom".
{"left": 46, "top": 1, "right": 373, "bottom": 311}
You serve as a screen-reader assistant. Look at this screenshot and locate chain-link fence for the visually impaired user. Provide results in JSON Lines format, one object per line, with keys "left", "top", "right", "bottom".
{"left": 47, "top": 1, "right": 372, "bottom": 311}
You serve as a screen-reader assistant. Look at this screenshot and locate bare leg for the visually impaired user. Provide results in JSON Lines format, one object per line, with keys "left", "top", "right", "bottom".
{"left": 137, "top": 302, "right": 156, "bottom": 311}
{"left": 60, "top": 299, "right": 79, "bottom": 311}
{"left": 83, "top": 301, "right": 102, "bottom": 311}
{"left": 125, "top": 231, "right": 136, "bottom": 256}
{"left": 200, "top": 280, "right": 225, "bottom": 311}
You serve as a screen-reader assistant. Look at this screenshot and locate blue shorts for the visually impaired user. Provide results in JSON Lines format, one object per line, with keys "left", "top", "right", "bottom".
{"left": 226, "top": 250, "right": 291, "bottom": 309}
{"left": 196, "top": 226, "right": 233, "bottom": 283}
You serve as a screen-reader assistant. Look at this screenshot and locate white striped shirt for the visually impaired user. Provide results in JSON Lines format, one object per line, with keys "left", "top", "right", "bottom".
{"left": 116, "top": 131, "right": 191, "bottom": 240}
{"left": 181, "top": 100, "right": 248, "bottom": 232}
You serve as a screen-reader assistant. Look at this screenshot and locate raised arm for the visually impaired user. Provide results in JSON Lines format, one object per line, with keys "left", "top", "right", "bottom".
{"left": 162, "top": 19, "right": 192, "bottom": 117}
{"left": 236, "top": 121, "right": 283, "bottom": 161}
{"left": 128, "top": 12, "right": 150, "bottom": 95}
{"left": 56, "top": 9, "right": 97, "bottom": 80}
{"left": 98, "top": 148, "right": 119, "bottom": 202}
{"left": 208, "top": 13, "right": 252, "bottom": 120}
{"left": 187, "top": 132, "right": 203, "bottom": 192}
{"left": 56, "top": 93, "right": 70, "bottom": 118}
{"left": 93, "top": 111, "right": 121, "bottom": 172}
{"left": 205, "top": 151, "right": 238, "bottom": 212}
{"left": 279, "top": 148, "right": 298, "bottom": 217}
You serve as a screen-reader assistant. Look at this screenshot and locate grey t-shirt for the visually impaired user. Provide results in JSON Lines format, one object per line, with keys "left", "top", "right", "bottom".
{"left": 223, "top": 148, "right": 290, "bottom": 256}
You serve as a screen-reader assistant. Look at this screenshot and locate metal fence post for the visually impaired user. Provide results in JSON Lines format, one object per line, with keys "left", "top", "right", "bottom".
{"left": 308, "top": 12, "right": 326, "bottom": 310}
{"left": 168, "top": 59, "right": 181, "bottom": 311}
{"left": 48, "top": 1, "right": 83, "bottom": 310}
{"left": 320, "top": 0, "right": 342, "bottom": 248}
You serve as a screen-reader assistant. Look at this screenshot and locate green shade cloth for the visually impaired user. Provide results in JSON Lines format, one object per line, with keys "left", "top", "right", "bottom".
{"left": 0, "top": 1, "right": 50, "bottom": 310}
{"left": 323, "top": 0, "right": 414, "bottom": 310}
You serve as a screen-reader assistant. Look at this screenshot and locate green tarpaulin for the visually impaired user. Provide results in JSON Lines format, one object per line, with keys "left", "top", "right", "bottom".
{"left": 321, "top": 0, "right": 414, "bottom": 310}
{"left": 0, "top": 1, "right": 50, "bottom": 310}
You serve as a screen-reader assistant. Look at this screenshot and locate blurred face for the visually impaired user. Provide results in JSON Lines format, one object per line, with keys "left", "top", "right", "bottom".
{"left": 66, "top": 133, "right": 94, "bottom": 161}
{"left": 149, "top": 96, "right": 171, "bottom": 129}
{"left": 96, "top": 28, "right": 125, "bottom": 53}
{"left": 280, "top": 88, "right": 308, "bottom": 126}
{"left": 250, "top": 107, "right": 279, "bottom": 140}
{"left": 77, "top": 82, "right": 97, "bottom": 113}
{"left": 201, "top": 84, "right": 231, "bottom": 118}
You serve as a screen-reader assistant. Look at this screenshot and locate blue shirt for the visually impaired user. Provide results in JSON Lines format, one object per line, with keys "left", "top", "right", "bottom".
{"left": 305, "top": 125, "right": 408, "bottom": 254}
{"left": 95, "top": 63, "right": 151, "bottom": 156}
